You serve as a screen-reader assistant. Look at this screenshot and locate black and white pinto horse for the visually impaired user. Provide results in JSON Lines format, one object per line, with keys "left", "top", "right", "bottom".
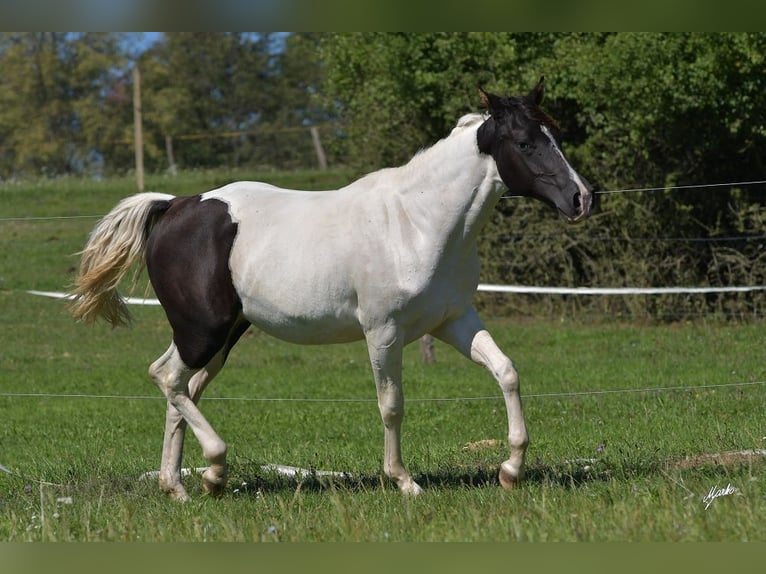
{"left": 71, "top": 77, "right": 593, "bottom": 501}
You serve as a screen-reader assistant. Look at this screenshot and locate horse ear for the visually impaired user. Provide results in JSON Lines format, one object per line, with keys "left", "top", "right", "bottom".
{"left": 479, "top": 86, "right": 502, "bottom": 113}
{"left": 530, "top": 75, "right": 545, "bottom": 105}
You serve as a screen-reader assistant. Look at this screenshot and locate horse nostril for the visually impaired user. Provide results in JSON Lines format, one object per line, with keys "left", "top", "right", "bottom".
{"left": 573, "top": 192, "right": 581, "bottom": 212}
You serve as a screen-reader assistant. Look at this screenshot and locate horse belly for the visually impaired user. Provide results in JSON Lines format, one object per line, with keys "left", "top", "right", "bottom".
{"left": 232, "top": 249, "right": 365, "bottom": 345}
{"left": 241, "top": 293, "right": 364, "bottom": 345}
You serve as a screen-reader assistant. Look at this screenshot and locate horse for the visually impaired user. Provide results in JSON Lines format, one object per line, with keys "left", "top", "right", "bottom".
{"left": 70, "top": 77, "right": 593, "bottom": 501}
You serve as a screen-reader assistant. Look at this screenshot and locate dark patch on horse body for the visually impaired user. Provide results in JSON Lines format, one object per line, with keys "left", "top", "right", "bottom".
{"left": 143, "top": 199, "right": 174, "bottom": 239}
{"left": 146, "top": 195, "right": 249, "bottom": 369}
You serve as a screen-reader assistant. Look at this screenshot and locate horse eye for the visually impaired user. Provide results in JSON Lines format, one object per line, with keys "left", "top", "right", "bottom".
{"left": 518, "top": 141, "right": 531, "bottom": 151}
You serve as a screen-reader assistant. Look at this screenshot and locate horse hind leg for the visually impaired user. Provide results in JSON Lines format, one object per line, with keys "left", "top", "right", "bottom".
{"left": 150, "top": 319, "right": 250, "bottom": 501}
{"left": 149, "top": 344, "right": 187, "bottom": 500}
{"left": 148, "top": 344, "right": 226, "bottom": 498}
{"left": 152, "top": 347, "right": 226, "bottom": 501}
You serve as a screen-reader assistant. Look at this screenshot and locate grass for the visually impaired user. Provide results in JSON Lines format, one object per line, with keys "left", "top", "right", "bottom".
{"left": 2, "top": 172, "right": 766, "bottom": 542}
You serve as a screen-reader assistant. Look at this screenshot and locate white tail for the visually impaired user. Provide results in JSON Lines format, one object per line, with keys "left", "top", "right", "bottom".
{"left": 69, "top": 192, "right": 175, "bottom": 326}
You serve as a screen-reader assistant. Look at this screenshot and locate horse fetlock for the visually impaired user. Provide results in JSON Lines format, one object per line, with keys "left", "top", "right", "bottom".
{"left": 158, "top": 476, "right": 190, "bottom": 502}
{"left": 385, "top": 465, "right": 423, "bottom": 496}
{"left": 168, "top": 487, "right": 192, "bottom": 503}
{"left": 201, "top": 440, "right": 228, "bottom": 497}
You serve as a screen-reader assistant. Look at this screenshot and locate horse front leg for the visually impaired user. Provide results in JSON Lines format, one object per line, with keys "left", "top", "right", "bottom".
{"left": 433, "top": 309, "right": 529, "bottom": 489}
{"left": 366, "top": 324, "right": 423, "bottom": 496}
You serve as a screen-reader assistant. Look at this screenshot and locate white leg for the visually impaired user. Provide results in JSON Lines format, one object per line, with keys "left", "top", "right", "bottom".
{"left": 433, "top": 308, "right": 528, "bottom": 489}
{"left": 366, "top": 324, "right": 423, "bottom": 496}
{"left": 153, "top": 347, "right": 226, "bottom": 501}
{"left": 149, "top": 344, "right": 228, "bottom": 500}
{"left": 157, "top": 403, "right": 189, "bottom": 501}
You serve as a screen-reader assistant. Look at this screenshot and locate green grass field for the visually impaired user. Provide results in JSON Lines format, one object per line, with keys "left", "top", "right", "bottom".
{"left": 2, "top": 172, "right": 765, "bottom": 541}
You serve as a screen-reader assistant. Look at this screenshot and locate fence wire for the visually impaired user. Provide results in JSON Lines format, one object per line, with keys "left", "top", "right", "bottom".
{"left": 1, "top": 379, "right": 765, "bottom": 405}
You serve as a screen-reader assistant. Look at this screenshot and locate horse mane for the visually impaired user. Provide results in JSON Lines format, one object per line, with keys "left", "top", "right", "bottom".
{"left": 455, "top": 104, "right": 560, "bottom": 134}
{"left": 344, "top": 113, "right": 488, "bottom": 192}
{"left": 404, "top": 114, "right": 485, "bottom": 167}
{"left": 516, "top": 97, "right": 560, "bottom": 130}
{"left": 453, "top": 113, "right": 486, "bottom": 131}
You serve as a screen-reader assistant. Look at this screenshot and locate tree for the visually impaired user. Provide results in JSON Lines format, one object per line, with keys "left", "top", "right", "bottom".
{"left": 131, "top": 32, "right": 327, "bottom": 172}
{"left": 0, "top": 32, "right": 125, "bottom": 178}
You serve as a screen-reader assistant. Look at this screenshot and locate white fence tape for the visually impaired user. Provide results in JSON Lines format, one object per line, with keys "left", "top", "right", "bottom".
{"left": 26, "top": 290, "right": 162, "bottom": 305}
{"left": 476, "top": 284, "right": 766, "bottom": 295}
{"left": 27, "top": 284, "right": 766, "bottom": 305}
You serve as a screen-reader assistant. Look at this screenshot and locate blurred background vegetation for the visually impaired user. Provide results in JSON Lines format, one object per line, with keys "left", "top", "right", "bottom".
{"left": 1, "top": 32, "right": 764, "bottom": 319}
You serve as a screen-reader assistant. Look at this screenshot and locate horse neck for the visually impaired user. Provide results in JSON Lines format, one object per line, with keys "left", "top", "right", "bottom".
{"left": 395, "top": 122, "right": 505, "bottom": 243}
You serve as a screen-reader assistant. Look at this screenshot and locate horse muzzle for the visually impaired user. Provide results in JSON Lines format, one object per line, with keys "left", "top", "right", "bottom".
{"left": 568, "top": 187, "right": 593, "bottom": 223}
{"left": 563, "top": 172, "right": 595, "bottom": 223}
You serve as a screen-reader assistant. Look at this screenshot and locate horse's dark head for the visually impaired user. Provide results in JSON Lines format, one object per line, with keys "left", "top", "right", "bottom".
{"left": 477, "top": 76, "right": 593, "bottom": 223}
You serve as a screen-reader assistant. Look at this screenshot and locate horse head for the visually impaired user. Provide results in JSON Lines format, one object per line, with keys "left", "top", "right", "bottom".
{"left": 477, "top": 76, "right": 593, "bottom": 223}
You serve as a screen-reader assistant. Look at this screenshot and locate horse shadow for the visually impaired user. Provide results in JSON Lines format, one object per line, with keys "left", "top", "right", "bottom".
{"left": 228, "top": 457, "right": 625, "bottom": 497}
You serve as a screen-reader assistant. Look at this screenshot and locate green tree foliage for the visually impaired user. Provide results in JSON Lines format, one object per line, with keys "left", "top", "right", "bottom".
{"left": 0, "top": 32, "right": 125, "bottom": 177}
{"left": 536, "top": 33, "right": 766, "bottom": 317}
{"left": 136, "top": 32, "right": 312, "bottom": 171}
{"left": 321, "top": 32, "right": 765, "bottom": 192}
{"left": 134, "top": 32, "right": 328, "bottom": 172}
{"left": 0, "top": 32, "right": 327, "bottom": 177}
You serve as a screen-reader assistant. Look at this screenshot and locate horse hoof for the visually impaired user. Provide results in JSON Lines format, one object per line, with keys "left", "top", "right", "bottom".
{"left": 401, "top": 480, "right": 424, "bottom": 497}
{"left": 203, "top": 479, "right": 226, "bottom": 497}
{"left": 170, "top": 489, "right": 191, "bottom": 503}
{"left": 158, "top": 477, "right": 191, "bottom": 502}
{"left": 498, "top": 461, "right": 523, "bottom": 490}
{"left": 160, "top": 485, "right": 191, "bottom": 502}
{"left": 202, "top": 468, "right": 227, "bottom": 497}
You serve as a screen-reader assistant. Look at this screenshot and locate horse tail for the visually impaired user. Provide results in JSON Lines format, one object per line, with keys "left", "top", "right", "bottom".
{"left": 69, "top": 192, "right": 176, "bottom": 327}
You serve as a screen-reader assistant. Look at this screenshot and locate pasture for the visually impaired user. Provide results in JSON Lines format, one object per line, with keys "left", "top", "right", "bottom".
{"left": 2, "top": 172, "right": 766, "bottom": 541}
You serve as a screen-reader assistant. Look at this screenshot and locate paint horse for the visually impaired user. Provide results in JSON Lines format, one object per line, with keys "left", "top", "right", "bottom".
{"left": 70, "top": 77, "right": 593, "bottom": 501}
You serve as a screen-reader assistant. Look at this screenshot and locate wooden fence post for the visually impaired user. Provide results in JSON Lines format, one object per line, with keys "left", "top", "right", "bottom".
{"left": 420, "top": 334, "right": 436, "bottom": 364}
{"left": 165, "top": 134, "right": 177, "bottom": 175}
{"left": 310, "top": 126, "right": 327, "bottom": 170}
{"left": 132, "top": 65, "right": 144, "bottom": 192}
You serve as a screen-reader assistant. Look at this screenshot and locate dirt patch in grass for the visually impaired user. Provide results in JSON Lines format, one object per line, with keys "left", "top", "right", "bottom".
{"left": 670, "top": 449, "right": 766, "bottom": 470}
